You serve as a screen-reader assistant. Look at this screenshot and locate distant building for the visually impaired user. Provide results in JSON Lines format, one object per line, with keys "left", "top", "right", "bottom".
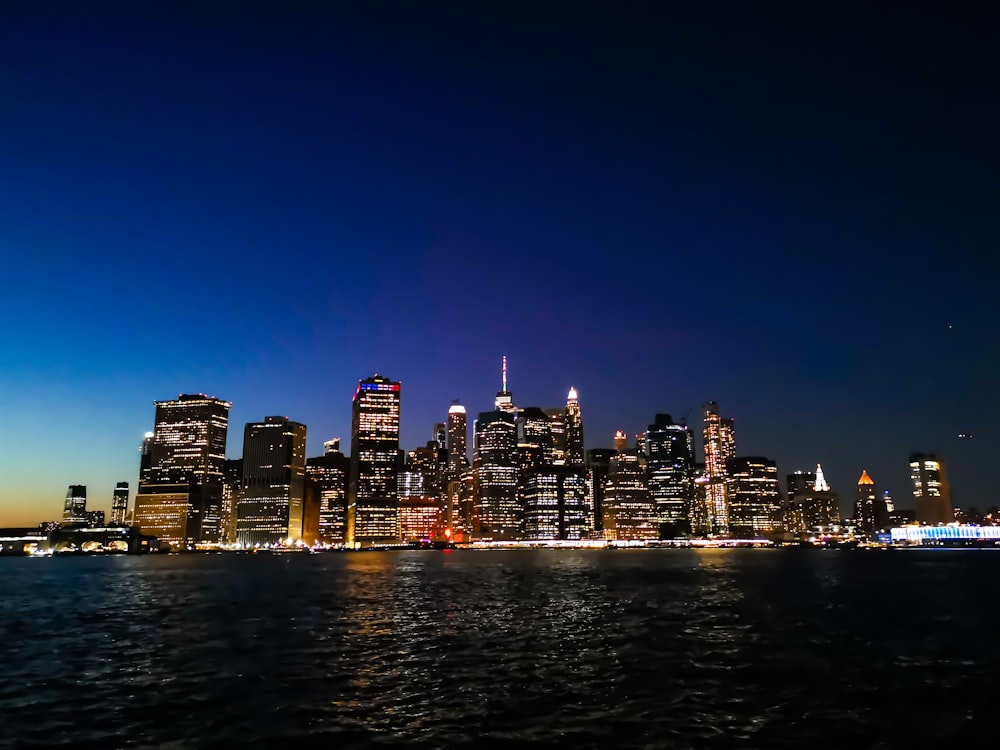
{"left": 646, "top": 414, "right": 696, "bottom": 536}
{"left": 237, "top": 416, "right": 307, "bottom": 547}
{"left": 306, "top": 439, "right": 350, "bottom": 544}
{"left": 702, "top": 402, "right": 735, "bottom": 535}
{"left": 604, "top": 451, "right": 656, "bottom": 540}
{"left": 564, "top": 387, "right": 584, "bottom": 465}
{"left": 522, "top": 464, "right": 589, "bottom": 540}
{"left": 473, "top": 409, "right": 520, "bottom": 539}
{"left": 219, "top": 458, "right": 243, "bottom": 544}
{"left": 62, "top": 485, "right": 88, "bottom": 525}
{"left": 110, "top": 482, "right": 129, "bottom": 525}
{"left": 133, "top": 394, "right": 231, "bottom": 547}
{"left": 516, "top": 407, "right": 553, "bottom": 472}
{"left": 544, "top": 408, "right": 568, "bottom": 464}
{"left": 854, "top": 469, "right": 879, "bottom": 533}
{"left": 910, "top": 453, "right": 954, "bottom": 525}
{"left": 86, "top": 510, "right": 105, "bottom": 528}
{"left": 726, "top": 457, "right": 781, "bottom": 537}
{"left": 586, "top": 448, "right": 616, "bottom": 533}
{"left": 347, "top": 375, "right": 402, "bottom": 545}
{"left": 447, "top": 402, "right": 468, "bottom": 477}
{"left": 613, "top": 430, "right": 628, "bottom": 452}
{"left": 784, "top": 464, "right": 841, "bottom": 534}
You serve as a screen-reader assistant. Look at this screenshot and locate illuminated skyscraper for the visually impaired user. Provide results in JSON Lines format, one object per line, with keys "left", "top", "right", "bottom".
{"left": 910, "top": 453, "right": 954, "bottom": 525}
{"left": 110, "top": 482, "right": 129, "bottom": 526}
{"left": 219, "top": 458, "right": 243, "bottom": 544}
{"left": 646, "top": 414, "right": 696, "bottom": 535}
{"left": 726, "top": 456, "right": 781, "bottom": 537}
{"left": 586, "top": 448, "right": 616, "bottom": 533}
{"left": 447, "top": 402, "right": 468, "bottom": 477}
{"left": 307, "top": 439, "right": 350, "bottom": 544}
{"left": 613, "top": 430, "right": 628, "bottom": 452}
{"left": 564, "top": 387, "right": 584, "bottom": 465}
{"left": 855, "top": 469, "right": 878, "bottom": 533}
{"left": 473, "top": 409, "right": 519, "bottom": 539}
{"left": 347, "top": 374, "right": 402, "bottom": 545}
{"left": 62, "top": 485, "right": 88, "bottom": 524}
{"left": 543, "top": 408, "right": 567, "bottom": 463}
{"left": 604, "top": 451, "right": 656, "bottom": 540}
{"left": 522, "top": 465, "right": 589, "bottom": 540}
{"left": 783, "top": 465, "right": 840, "bottom": 533}
{"left": 236, "top": 416, "right": 307, "bottom": 546}
{"left": 495, "top": 356, "right": 516, "bottom": 414}
{"left": 702, "top": 402, "right": 735, "bottom": 535}
{"left": 133, "top": 394, "right": 231, "bottom": 547}
{"left": 516, "top": 407, "right": 553, "bottom": 472}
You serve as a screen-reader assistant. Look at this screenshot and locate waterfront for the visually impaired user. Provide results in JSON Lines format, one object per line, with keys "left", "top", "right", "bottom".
{"left": 2, "top": 549, "right": 998, "bottom": 748}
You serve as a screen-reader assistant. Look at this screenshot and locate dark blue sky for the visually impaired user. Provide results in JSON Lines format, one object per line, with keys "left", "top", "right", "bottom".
{"left": 1, "top": 1, "right": 997, "bottom": 524}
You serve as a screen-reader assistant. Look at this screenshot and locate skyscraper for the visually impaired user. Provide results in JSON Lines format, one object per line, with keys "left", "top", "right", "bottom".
{"left": 522, "top": 464, "right": 589, "bottom": 540}
{"left": 646, "top": 414, "right": 696, "bottom": 535}
{"left": 564, "top": 387, "right": 584, "bottom": 465}
{"left": 516, "top": 407, "right": 553, "bottom": 472}
{"left": 613, "top": 430, "right": 628, "bottom": 452}
{"left": 62, "top": 485, "right": 88, "bottom": 525}
{"left": 219, "top": 458, "right": 243, "bottom": 544}
{"left": 910, "top": 453, "right": 954, "bottom": 525}
{"left": 784, "top": 464, "right": 840, "bottom": 534}
{"left": 307, "top": 439, "right": 350, "bottom": 545}
{"left": 603, "top": 451, "right": 656, "bottom": 540}
{"left": 586, "top": 447, "right": 616, "bottom": 533}
{"left": 133, "top": 394, "right": 231, "bottom": 547}
{"left": 726, "top": 456, "right": 781, "bottom": 537}
{"left": 702, "top": 402, "right": 735, "bottom": 535}
{"left": 473, "top": 409, "right": 520, "bottom": 539}
{"left": 110, "top": 482, "right": 129, "bottom": 526}
{"left": 542, "top": 408, "right": 567, "bottom": 464}
{"left": 447, "top": 402, "right": 468, "bottom": 477}
{"left": 855, "top": 469, "right": 878, "bottom": 534}
{"left": 237, "top": 416, "right": 307, "bottom": 547}
{"left": 347, "top": 374, "right": 402, "bottom": 545}
{"left": 495, "top": 355, "right": 516, "bottom": 414}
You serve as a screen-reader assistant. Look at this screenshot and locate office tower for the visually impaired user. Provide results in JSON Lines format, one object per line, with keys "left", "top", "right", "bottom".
{"left": 784, "top": 464, "right": 841, "bottom": 534}
{"left": 646, "top": 414, "right": 696, "bottom": 536}
{"left": 433, "top": 422, "right": 447, "bottom": 450}
{"left": 62, "top": 485, "right": 88, "bottom": 524}
{"left": 236, "top": 416, "right": 307, "bottom": 547}
{"left": 522, "top": 465, "right": 589, "bottom": 540}
{"left": 564, "top": 387, "right": 584, "bottom": 465}
{"left": 543, "top": 408, "right": 567, "bottom": 464}
{"left": 347, "top": 375, "right": 402, "bottom": 545}
{"left": 726, "top": 456, "right": 781, "bottom": 537}
{"left": 910, "top": 453, "right": 954, "bottom": 525}
{"left": 495, "top": 356, "right": 516, "bottom": 414}
{"left": 306, "top": 439, "right": 350, "bottom": 544}
{"left": 219, "top": 458, "right": 243, "bottom": 544}
{"left": 587, "top": 448, "right": 616, "bottom": 533}
{"left": 517, "top": 407, "right": 553, "bottom": 471}
{"left": 613, "top": 430, "right": 628, "bottom": 452}
{"left": 702, "top": 402, "right": 735, "bottom": 535}
{"left": 690, "top": 469, "right": 710, "bottom": 534}
{"left": 139, "top": 432, "right": 154, "bottom": 480}
{"left": 447, "top": 402, "right": 468, "bottom": 477}
{"left": 604, "top": 451, "right": 657, "bottom": 540}
{"left": 301, "top": 478, "right": 322, "bottom": 546}
{"left": 133, "top": 394, "right": 231, "bottom": 547}
{"left": 473, "top": 409, "right": 520, "bottom": 539}
{"left": 445, "top": 468, "right": 476, "bottom": 542}
{"left": 110, "top": 482, "right": 129, "bottom": 525}
{"left": 855, "top": 469, "right": 878, "bottom": 534}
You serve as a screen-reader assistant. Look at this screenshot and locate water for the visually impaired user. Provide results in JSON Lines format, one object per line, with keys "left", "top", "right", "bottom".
{"left": 1, "top": 548, "right": 998, "bottom": 748}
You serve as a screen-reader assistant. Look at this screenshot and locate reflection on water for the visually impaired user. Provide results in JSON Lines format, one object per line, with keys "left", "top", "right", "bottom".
{"left": 2, "top": 549, "right": 999, "bottom": 747}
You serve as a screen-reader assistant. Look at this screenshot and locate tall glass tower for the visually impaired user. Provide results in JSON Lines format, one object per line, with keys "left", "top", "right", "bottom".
{"left": 347, "top": 374, "right": 401, "bottom": 545}
{"left": 702, "top": 401, "right": 735, "bottom": 535}
{"left": 646, "top": 414, "right": 695, "bottom": 534}
{"left": 62, "top": 485, "right": 88, "bottom": 524}
{"left": 110, "top": 482, "right": 129, "bottom": 525}
{"left": 237, "top": 416, "right": 307, "bottom": 547}
{"left": 565, "top": 387, "right": 584, "bottom": 465}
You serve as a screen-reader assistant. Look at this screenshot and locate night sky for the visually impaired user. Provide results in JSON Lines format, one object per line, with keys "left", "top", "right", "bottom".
{"left": 1, "top": 2, "right": 997, "bottom": 525}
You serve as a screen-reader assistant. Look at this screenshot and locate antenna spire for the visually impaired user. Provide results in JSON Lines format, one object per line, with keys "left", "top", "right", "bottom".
{"left": 502, "top": 355, "right": 508, "bottom": 393}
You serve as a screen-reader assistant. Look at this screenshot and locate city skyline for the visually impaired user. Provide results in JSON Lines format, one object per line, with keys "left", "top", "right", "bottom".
{"left": 1, "top": 3, "right": 995, "bottom": 526}
{"left": 0, "top": 361, "right": 980, "bottom": 528}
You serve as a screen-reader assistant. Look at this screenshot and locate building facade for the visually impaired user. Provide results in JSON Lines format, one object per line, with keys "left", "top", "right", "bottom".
{"left": 110, "top": 482, "right": 129, "bottom": 526}
{"left": 702, "top": 402, "right": 735, "bottom": 535}
{"left": 237, "top": 416, "right": 307, "bottom": 547}
{"left": 62, "top": 485, "right": 88, "bottom": 525}
{"left": 307, "top": 438, "right": 350, "bottom": 545}
{"left": 347, "top": 375, "right": 402, "bottom": 545}
{"left": 910, "top": 453, "right": 954, "bottom": 525}
{"left": 726, "top": 456, "right": 782, "bottom": 537}
{"left": 646, "top": 414, "right": 695, "bottom": 536}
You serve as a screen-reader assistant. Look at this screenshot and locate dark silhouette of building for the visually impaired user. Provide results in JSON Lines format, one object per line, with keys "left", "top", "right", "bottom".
{"left": 62, "top": 485, "right": 88, "bottom": 525}
{"left": 586, "top": 447, "right": 616, "bottom": 533}
{"left": 237, "top": 416, "right": 307, "bottom": 547}
{"left": 307, "top": 439, "right": 350, "bottom": 544}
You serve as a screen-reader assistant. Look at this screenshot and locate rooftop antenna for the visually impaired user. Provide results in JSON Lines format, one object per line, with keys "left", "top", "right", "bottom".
{"left": 502, "top": 354, "right": 508, "bottom": 393}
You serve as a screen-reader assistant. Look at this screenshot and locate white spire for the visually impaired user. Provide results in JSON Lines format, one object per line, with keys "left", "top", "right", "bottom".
{"left": 814, "top": 463, "right": 830, "bottom": 492}
{"left": 502, "top": 355, "right": 508, "bottom": 393}
{"left": 567, "top": 386, "right": 578, "bottom": 401}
